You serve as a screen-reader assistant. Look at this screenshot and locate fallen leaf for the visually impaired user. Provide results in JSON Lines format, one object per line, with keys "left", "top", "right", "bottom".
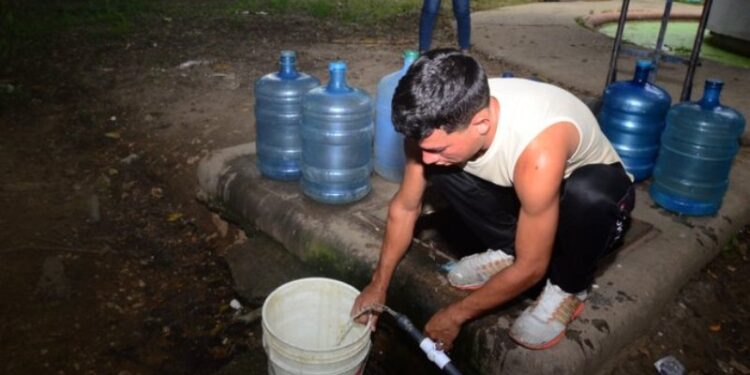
{"left": 709, "top": 323, "right": 721, "bottom": 332}
{"left": 150, "top": 187, "right": 164, "bottom": 199}
{"left": 167, "top": 212, "right": 183, "bottom": 222}
{"left": 211, "top": 213, "right": 229, "bottom": 237}
{"left": 210, "top": 323, "right": 223, "bottom": 336}
{"left": 105, "top": 132, "right": 121, "bottom": 139}
{"left": 218, "top": 304, "right": 229, "bottom": 314}
{"left": 186, "top": 155, "right": 201, "bottom": 165}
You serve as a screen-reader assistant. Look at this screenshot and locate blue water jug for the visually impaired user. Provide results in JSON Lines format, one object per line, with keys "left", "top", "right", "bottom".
{"left": 598, "top": 60, "right": 672, "bottom": 181}
{"left": 650, "top": 79, "right": 746, "bottom": 216}
{"left": 255, "top": 50, "right": 321, "bottom": 181}
{"left": 374, "top": 50, "right": 419, "bottom": 182}
{"left": 300, "top": 61, "right": 374, "bottom": 204}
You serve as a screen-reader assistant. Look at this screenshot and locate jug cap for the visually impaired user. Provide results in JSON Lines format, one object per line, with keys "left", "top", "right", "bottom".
{"left": 705, "top": 79, "right": 724, "bottom": 88}
{"left": 636, "top": 60, "right": 653, "bottom": 70}
{"left": 329, "top": 61, "right": 347, "bottom": 71}
{"left": 632, "top": 60, "right": 653, "bottom": 84}
{"left": 403, "top": 50, "right": 419, "bottom": 60}
{"left": 280, "top": 50, "right": 296, "bottom": 58}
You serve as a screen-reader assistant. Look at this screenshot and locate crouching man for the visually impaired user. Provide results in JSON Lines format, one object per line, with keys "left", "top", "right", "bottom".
{"left": 352, "top": 49, "right": 634, "bottom": 351}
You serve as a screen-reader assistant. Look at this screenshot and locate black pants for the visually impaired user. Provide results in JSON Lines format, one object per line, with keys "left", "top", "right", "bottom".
{"left": 427, "top": 163, "right": 635, "bottom": 294}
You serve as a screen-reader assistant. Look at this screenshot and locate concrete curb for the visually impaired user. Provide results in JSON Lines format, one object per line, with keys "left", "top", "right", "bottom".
{"left": 196, "top": 142, "right": 256, "bottom": 201}
{"left": 197, "top": 151, "right": 469, "bottom": 323}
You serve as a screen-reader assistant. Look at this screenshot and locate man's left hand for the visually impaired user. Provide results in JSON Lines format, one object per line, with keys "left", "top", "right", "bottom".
{"left": 424, "top": 305, "right": 464, "bottom": 352}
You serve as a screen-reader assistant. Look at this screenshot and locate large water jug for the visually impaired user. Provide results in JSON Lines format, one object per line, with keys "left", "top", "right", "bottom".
{"left": 650, "top": 79, "right": 746, "bottom": 216}
{"left": 301, "top": 61, "right": 374, "bottom": 204}
{"left": 374, "top": 50, "right": 419, "bottom": 182}
{"left": 598, "top": 60, "right": 672, "bottom": 181}
{"left": 255, "top": 51, "right": 321, "bottom": 181}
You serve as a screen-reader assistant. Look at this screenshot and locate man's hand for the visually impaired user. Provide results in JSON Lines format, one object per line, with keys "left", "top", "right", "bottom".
{"left": 350, "top": 282, "right": 387, "bottom": 329}
{"left": 424, "top": 304, "right": 465, "bottom": 352}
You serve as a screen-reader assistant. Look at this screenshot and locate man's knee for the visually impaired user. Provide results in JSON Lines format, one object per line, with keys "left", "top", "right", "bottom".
{"left": 559, "top": 164, "right": 632, "bottom": 217}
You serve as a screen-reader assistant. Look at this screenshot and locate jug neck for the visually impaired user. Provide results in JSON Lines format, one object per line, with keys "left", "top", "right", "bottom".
{"left": 327, "top": 61, "right": 352, "bottom": 93}
{"left": 401, "top": 50, "right": 419, "bottom": 72}
{"left": 632, "top": 60, "right": 652, "bottom": 86}
{"left": 278, "top": 51, "right": 300, "bottom": 79}
{"left": 699, "top": 79, "right": 723, "bottom": 109}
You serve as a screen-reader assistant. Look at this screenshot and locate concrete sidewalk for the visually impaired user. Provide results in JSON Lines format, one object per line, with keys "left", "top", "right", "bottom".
{"left": 200, "top": 1, "right": 750, "bottom": 373}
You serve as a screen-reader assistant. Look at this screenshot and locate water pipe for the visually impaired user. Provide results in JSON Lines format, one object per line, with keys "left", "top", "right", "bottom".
{"left": 357, "top": 304, "right": 464, "bottom": 375}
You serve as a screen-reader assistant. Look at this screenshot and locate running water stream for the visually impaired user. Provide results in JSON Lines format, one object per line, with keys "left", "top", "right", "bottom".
{"left": 335, "top": 303, "right": 390, "bottom": 346}
{"left": 335, "top": 318, "right": 357, "bottom": 346}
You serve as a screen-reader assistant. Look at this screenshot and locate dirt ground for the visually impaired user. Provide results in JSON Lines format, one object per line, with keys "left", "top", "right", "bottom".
{"left": 1, "top": 1, "right": 748, "bottom": 374}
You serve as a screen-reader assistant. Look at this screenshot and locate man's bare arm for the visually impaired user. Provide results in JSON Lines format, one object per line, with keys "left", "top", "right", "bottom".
{"left": 351, "top": 140, "right": 428, "bottom": 324}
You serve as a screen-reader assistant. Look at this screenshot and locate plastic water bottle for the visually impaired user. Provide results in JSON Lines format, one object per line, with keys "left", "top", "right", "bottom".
{"left": 301, "top": 61, "right": 374, "bottom": 204}
{"left": 374, "top": 50, "right": 419, "bottom": 182}
{"left": 650, "top": 79, "right": 746, "bottom": 216}
{"left": 254, "top": 51, "right": 321, "bottom": 181}
{"left": 598, "top": 60, "right": 672, "bottom": 181}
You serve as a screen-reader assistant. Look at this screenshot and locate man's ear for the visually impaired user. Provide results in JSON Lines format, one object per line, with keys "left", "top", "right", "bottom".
{"left": 472, "top": 108, "right": 491, "bottom": 135}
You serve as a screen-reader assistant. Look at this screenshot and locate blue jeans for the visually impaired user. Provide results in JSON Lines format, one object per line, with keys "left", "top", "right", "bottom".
{"left": 419, "top": 0, "right": 471, "bottom": 51}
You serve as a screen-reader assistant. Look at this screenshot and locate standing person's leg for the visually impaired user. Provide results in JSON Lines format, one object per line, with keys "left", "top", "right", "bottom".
{"left": 419, "top": 0, "right": 442, "bottom": 52}
{"left": 452, "top": 0, "right": 471, "bottom": 52}
{"left": 510, "top": 163, "right": 635, "bottom": 350}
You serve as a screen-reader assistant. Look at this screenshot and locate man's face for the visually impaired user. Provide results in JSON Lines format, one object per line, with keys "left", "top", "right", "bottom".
{"left": 418, "top": 125, "right": 484, "bottom": 167}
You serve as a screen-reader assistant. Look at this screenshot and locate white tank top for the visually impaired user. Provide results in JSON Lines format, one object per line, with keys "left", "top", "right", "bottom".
{"left": 463, "top": 78, "right": 626, "bottom": 187}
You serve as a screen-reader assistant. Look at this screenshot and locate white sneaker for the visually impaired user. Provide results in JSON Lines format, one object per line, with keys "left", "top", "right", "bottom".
{"left": 447, "top": 249, "right": 514, "bottom": 290}
{"left": 509, "top": 280, "right": 587, "bottom": 350}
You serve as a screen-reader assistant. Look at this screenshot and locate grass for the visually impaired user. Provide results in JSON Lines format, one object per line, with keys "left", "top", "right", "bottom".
{"left": 227, "top": 0, "right": 536, "bottom": 24}
{"left": 0, "top": 0, "right": 155, "bottom": 63}
{"left": 598, "top": 20, "right": 750, "bottom": 69}
{"left": 228, "top": 0, "right": 422, "bottom": 23}
{"left": 0, "top": 0, "right": 538, "bottom": 66}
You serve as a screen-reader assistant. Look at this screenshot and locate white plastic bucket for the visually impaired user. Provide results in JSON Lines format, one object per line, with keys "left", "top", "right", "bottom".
{"left": 262, "top": 277, "right": 372, "bottom": 375}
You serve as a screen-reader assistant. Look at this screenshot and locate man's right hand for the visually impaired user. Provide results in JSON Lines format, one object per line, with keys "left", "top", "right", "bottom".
{"left": 350, "top": 282, "right": 388, "bottom": 330}
{"left": 348, "top": 140, "right": 427, "bottom": 331}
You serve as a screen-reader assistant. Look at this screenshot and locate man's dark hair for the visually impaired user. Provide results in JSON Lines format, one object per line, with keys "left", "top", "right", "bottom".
{"left": 392, "top": 48, "right": 490, "bottom": 140}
